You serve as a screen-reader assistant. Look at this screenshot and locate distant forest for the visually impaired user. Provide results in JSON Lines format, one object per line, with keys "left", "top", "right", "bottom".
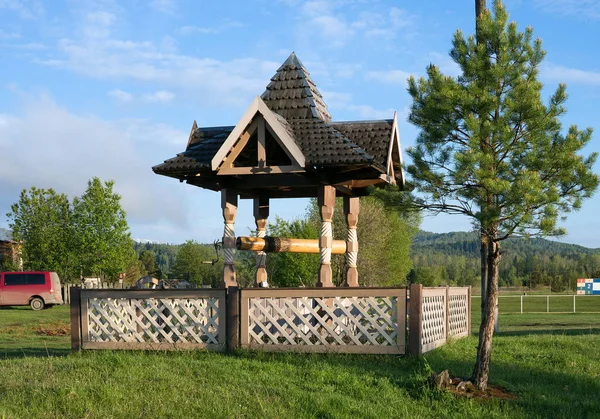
{"left": 411, "top": 231, "right": 600, "bottom": 291}
{"left": 135, "top": 231, "right": 600, "bottom": 291}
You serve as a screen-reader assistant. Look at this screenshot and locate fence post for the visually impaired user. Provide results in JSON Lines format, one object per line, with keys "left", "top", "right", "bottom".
{"left": 408, "top": 283, "right": 423, "bottom": 356}
{"left": 520, "top": 295, "right": 523, "bottom": 314}
{"left": 467, "top": 286, "right": 472, "bottom": 335}
{"left": 445, "top": 286, "right": 450, "bottom": 341}
{"left": 573, "top": 294, "right": 576, "bottom": 313}
{"left": 226, "top": 286, "right": 240, "bottom": 351}
{"left": 547, "top": 295, "right": 549, "bottom": 313}
{"left": 70, "top": 287, "right": 82, "bottom": 351}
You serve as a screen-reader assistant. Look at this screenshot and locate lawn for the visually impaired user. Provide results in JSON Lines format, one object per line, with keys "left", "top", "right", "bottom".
{"left": 0, "top": 305, "right": 599, "bottom": 418}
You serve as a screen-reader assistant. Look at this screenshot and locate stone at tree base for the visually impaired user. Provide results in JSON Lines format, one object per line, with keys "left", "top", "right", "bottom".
{"left": 428, "top": 370, "right": 451, "bottom": 389}
{"left": 456, "top": 380, "right": 476, "bottom": 393}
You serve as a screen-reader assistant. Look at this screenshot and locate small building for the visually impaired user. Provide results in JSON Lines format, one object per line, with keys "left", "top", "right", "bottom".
{"left": 153, "top": 52, "right": 404, "bottom": 288}
{"left": 0, "top": 229, "right": 22, "bottom": 270}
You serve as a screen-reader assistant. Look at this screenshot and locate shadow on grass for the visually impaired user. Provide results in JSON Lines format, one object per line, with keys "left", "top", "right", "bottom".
{"left": 220, "top": 337, "right": 600, "bottom": 419}
{"left": 0, "top": 347, "right": 71, "bottom": 359}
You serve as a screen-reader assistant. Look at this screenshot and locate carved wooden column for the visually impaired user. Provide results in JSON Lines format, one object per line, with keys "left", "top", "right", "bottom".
{"left": 254, "top": 196, "right": 269, "bottom": 287}
{"left": 343, "top": 196, "right": 359, "bottom": 287}
{"left": 317, "top": 185, "right": 336, "bottom": 287}
{"left": 221, "top": 189, "right": 238, "bottom": 287}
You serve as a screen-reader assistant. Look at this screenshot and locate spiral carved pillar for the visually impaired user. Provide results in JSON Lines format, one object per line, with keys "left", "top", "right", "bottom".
{"left": 343, "top": 196, "right": 359, "bottom": 287}
{"left": 221, "top": 189, "right": 238, "bottom": 287}
{"left": 254, "top": 196, "right": 269, "bottom": 287}
{"left": 317, "top": 185, "right": 336, "bottom": 287}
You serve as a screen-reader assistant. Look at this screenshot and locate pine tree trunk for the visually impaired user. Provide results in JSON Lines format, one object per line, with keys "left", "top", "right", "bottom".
{"left": 472, "top": 237, "right": 501, "bottom": 390}
{"left": 480, "top": 230, "right": 488, "bottom": 321}
{"left": 476, "top": 0, "right": 486, "bottom": 38}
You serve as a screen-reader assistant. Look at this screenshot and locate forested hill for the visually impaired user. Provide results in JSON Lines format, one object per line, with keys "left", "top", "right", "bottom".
{"left": 411, "top": 231, "right": 600, "bottom": 290}
{"left": 413, "top": 231, "right": 598, "bottom": 257}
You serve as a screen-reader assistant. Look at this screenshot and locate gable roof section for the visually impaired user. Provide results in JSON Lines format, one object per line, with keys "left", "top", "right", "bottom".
{"left": 289, "top": 119, "right": 376, "bottom": 167}
{"left": 211, "top": 96, "right": 305, "bottom": 171}
{"left": 153, "top": 125, "right": 233, "bottom": 174}
{"left": 329, "top": 119, "right": 393, "bottom": 171}
{"left": 261, "top": 52, "right": 331, "bottom": 123}
{"left": 386, "top": 112, "right": 404, "bottom": 186}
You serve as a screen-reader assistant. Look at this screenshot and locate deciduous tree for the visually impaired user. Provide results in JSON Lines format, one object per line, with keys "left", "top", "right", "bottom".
{"left": 72, "top": 178, "right": 136, "bottom": 280}
{"left": 7, "top": 187, "right": 75, "bottom": 279}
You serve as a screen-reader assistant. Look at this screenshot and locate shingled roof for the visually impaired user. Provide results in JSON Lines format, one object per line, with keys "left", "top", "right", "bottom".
{"left": 261, "top": 52, "right": 332, "bottom": 123}
{"left": 153, "top": 52, "right": 404, "bottom": 198}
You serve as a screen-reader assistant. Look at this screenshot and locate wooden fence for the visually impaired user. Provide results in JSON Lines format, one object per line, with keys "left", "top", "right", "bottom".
{"left": 62, "top": 282, "right": 123, "bottom": 305}
{"left": 70, "top": 288, "right": 226, "bottom": 351}
{"left": 71, "top": 285, "right": 470, "bottom": 355}
{"left": 408, "top": 284, "right": 471, "bottom": 355}
{"left": 235, "top": 287, "right": 406, "bottom": 354}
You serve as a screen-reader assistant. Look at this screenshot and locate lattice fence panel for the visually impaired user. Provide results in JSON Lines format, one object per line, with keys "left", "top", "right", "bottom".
{"left": 448, "top": 294, "right": 469, "bottom": 338}
{"left": 86, "top": 297, "right": 221, "bottom": 346}
{"left": 246, "top": 296, "right": 401, "bottom": 352}
{"left": 421, "top": 294, "right": 446, "bottom": 351}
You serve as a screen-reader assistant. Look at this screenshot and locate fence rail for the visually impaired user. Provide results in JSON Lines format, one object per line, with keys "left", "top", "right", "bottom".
{"left": 471, "top": 295, "right": 600, "bottom": 313}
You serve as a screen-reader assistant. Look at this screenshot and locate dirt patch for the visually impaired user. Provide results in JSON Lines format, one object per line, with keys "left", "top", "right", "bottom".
{"left": 446, "top": 377, "right": 516, "bottom": 400}
{"left": 35, "top": 324, "right": 70, "bottom": 336}
{"left": 429, "top": 370, "right": 517, "bottom": 401}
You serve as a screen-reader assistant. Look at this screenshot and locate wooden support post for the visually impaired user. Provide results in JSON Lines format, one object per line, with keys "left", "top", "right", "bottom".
{"left": 222, "top": 189, "right": 238, "bottom": 287}
{"left": 343, "top": 196, "right": 359, "bottom": 287}
{"left": 408, "top": 283, "right": 423, "bottom": 356}
{"left": 254, "top": 196, "right": 269, "bottom": 287}
{"left": 70, "top": 287, "right": 82, "bottom": 351}
{"left": 226, "top": 286, "right": 240, "bottom": 351}
{"left": 317, "top": 185, "right": 336, "bottom": 287}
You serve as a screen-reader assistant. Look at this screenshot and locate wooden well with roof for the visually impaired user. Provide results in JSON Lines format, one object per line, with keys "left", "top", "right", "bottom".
{"left": 153, "top": 53, "right": 404, "bottom": 288}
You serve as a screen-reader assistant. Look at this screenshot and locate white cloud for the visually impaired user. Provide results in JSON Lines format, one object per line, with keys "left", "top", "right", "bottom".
{"left": 0, "top": 29, "right": 20, "bottom": 39}
{"left": 541, "top": 63, "right": 600, "bottom": 85}
{"left": 346, "top": 104, "right": 396, "bottom": 120}
{"left": 35, "top": 12, "right": 278, "bottom": 108}
{"left": 0, "top": 0, "right": 44, "bottom": 19}
{"left": 142, "top": 90, "right": 175, "bottom": 103}
{"left": 0, "top": 92, "right": 190, "bottom": 235}
{"left": 150, "top": 0, "right": 177, "bottom": 15}
{"left": 534, "top": 0, "right": 600, "bottom": 20}
{"left": 289, "top": 1, "right": 417, "bottom": 48}
{"left": 6, "top": 42, "right": 47, "bottom": 50}
{"left": 179, "top": 21, "right": 243, "bottom": 35}
{"left": 108, "top": 89, "right": 176, "bottom": 104}
{"left": 366, "top": 70, "right": 413, "bottom": 86}
{"left": 108, "top": 89, "right": 133, "bottom": 103}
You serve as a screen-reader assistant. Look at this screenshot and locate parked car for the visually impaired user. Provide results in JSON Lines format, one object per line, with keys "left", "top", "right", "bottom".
{"left": 0, "top": 271, "right": 64, "bottom": 310}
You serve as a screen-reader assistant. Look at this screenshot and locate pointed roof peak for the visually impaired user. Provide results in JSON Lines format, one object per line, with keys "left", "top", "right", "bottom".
{"left": 261, "top": 52, "right": 332, "bottom": 123}
{"left": 278, "top": 51, "right": 304, "bottom": 71}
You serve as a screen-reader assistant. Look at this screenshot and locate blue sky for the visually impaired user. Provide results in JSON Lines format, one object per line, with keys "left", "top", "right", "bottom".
{"left": 1, "top": 0, "right": 599, "bottom": 247}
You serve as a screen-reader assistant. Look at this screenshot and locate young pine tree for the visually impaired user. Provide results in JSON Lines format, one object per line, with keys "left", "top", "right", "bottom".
{"left": 407, "top": 1, "right": 598, "bottom": 389}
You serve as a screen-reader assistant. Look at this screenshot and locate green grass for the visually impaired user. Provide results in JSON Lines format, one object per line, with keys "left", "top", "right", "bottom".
{"left": 1, "top": 306, "right": 599, "bottom": 418}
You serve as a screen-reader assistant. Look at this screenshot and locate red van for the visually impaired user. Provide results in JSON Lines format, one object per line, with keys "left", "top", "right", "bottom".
{"left": 0, "top": 271, "right": 64, "bottom": 310}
